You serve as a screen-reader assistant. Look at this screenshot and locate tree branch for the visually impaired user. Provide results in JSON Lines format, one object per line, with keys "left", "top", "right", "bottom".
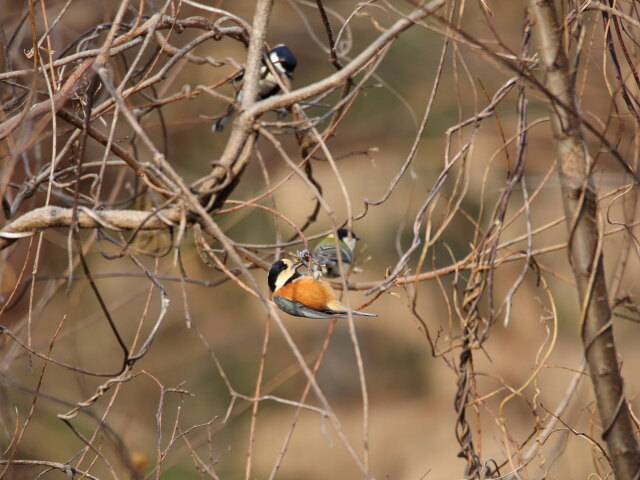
{"left": 196, "top": 0, "right": 447, "bottom": 208}
{"left": 0, "top": 206, "right": 181, "bottom": 250}
{"left": 529, "top": 1, "right": 640, "bottom": 479}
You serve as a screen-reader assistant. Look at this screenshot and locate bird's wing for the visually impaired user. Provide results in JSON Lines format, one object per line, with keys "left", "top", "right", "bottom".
{"left": 314, "top": 241, "right": 352, "bottom": 263}
{"left": 274, "top": 295, "right": 337, "bottom": 319}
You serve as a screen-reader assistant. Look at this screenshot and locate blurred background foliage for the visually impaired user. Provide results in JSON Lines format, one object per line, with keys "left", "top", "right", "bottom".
{"left": 0, "top": 0, "right": 639, "bottom": 479}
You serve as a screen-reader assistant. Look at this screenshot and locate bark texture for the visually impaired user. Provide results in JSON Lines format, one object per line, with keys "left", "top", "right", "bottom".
{"left": 529, "top": 1, "right": 640, "bottom": 478}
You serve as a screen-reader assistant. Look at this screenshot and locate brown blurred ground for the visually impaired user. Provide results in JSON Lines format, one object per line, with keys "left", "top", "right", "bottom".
{"left": 1, "top": 1, "right": 639, "bottom": 479}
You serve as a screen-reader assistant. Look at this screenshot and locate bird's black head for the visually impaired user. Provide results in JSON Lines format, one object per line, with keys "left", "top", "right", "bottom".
{"left": 268, "top": 259, "right": 299, "bottom": 292}
{"left": 268, "top": 260, "right": 287, "bottom": 292}
{"left": 270, "top": 44, "right": 297, "bottom": 78}
{"left": 337, "top": 228, "right": 360, "bottom": 242}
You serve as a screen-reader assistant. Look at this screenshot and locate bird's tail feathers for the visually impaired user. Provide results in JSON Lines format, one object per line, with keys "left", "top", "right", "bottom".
{"left": 348, "top": 310, "right": 378, "bottom": 317}
{"left": 331, "top": 300, "right": 377, "bottom": 317}
{"left": 212, "top": 105, "right": 236, "bottom": 132}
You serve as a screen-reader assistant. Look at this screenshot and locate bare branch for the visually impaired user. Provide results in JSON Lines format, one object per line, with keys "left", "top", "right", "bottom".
{"left": 529, "top": 1, "right": 640, "bottom": 478}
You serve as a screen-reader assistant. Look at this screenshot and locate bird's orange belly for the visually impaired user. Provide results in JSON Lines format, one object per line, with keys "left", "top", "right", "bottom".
{"left": 274, "top": 277, "right": 330, "bottom": 311}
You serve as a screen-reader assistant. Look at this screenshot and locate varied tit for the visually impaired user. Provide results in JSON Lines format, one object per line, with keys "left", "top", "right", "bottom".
{"left": 213, "top": 44, "right": 297, "bottom": 132}
{"left": 267, "top": 259, "right": 376, "bottom": 319}
{"left": 313, "top": 228, "right": 360, "bottom": 278}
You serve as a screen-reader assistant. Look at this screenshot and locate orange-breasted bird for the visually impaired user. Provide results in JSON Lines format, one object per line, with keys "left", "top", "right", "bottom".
{"left": 313, "top": 228, "right": 360, "bottom": 278}
{"left": 267, "top": 259, "right": 377, "bottom": 319}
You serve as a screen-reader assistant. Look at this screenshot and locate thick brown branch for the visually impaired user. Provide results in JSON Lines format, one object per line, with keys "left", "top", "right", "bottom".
{"left": 529, "top": 1, "right": 640, "bottom": 479}
{"left": 0, "top": 206, "right": 181, "bottom": 250}
{"left": 197, "top": 0, "right": 447, "bottom": 207}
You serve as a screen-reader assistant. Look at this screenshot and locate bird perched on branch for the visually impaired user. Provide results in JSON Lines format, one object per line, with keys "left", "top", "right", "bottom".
{"left": 313, "top": 228, "right": 360, "bottom": 278}
{"left": 212, "top": 44, "right": 297, "bottom": 132}
{"left": 267, "top": 259, "right": 376, "bottom": 319}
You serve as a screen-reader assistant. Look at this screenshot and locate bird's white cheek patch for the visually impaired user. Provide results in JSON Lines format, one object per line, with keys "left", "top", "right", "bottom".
{"left": 274, "top": 271, "right": 294, "bottom": 291}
